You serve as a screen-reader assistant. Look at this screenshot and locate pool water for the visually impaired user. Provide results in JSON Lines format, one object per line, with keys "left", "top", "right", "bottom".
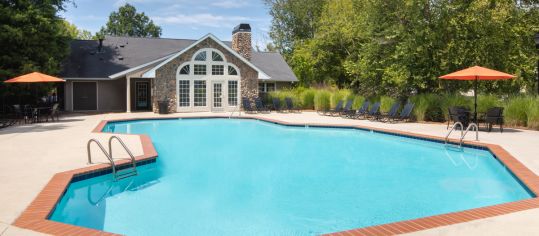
{"left": 50, "top": 119, "right": 533, "bottom": 235}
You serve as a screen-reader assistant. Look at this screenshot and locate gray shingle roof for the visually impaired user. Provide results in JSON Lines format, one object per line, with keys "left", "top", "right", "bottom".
{"left": 60, "top": 35, "right": 297, "bottom": 82}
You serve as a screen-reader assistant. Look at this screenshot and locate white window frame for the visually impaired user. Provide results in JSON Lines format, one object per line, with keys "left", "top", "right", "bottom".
{"left": 176, "top": 48, "right": 241, "bottom": 112}
{"left": 259, "top": 82, "right": 277, "bottom": 93}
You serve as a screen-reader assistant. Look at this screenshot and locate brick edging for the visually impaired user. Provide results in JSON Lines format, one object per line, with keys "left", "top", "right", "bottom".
{"left": 14, "top": 115, "right": 539, "bottom": 236}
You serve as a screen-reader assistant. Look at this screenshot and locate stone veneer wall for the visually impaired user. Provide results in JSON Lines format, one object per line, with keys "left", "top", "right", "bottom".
{"left": 153, "top": 37, "right": 258, "bottom": 113}
{"left": 231, "top": 32, "right": 251, "bottom": 60}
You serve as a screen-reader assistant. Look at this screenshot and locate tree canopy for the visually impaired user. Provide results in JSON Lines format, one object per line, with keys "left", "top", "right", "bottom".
{"left": 62, "top": 20, "right": 93, "bottom": 40}
{"left": 99, "top": 3, "right": 162, "bottom": 38}
{"left": 266, "top": 0, "right": 539, "bottom": 97}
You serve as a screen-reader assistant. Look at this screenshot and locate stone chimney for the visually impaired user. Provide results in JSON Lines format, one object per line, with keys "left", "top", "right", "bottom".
{"left": 232, "top": 23, "right": 252, "bottom": 60}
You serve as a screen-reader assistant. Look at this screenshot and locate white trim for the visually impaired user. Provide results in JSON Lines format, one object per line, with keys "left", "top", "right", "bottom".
{"left": 149, "top": 34, "right": 270, "bottom": 80}
{"left": 71, "top": 81, "right": 98, "bottom": 111}
{"left": 134, "top": 81, "right": 151, "bottom": 111}
{"left": 108, "top": 55, "right": 173, "bottom": 79}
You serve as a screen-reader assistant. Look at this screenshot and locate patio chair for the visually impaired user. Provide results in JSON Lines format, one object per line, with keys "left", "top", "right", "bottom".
{"left": 328, "top": 100, "right": 344, "bottom": 116}
{"left": 483, "top": 107, "right": 504, "bottom": 133}
{"left": 380, "top": 102, "right": 401, "bottom": 122}
{"left": 272, "top": 98, "right": 283, "bottom": 112}
{"left": 242, "top": 97, "right": 256, "bottom": 113}
{"left": 285, "top": 97, "right": 301, "bottom": 113}
{"left": 447, "top": 106, "right": 470, "bottom": 129}
{"left": 390, "top": 102, "right": 415, "bottom": 122}
{"left": 340, "top": 99, "right": 354, "bottom": 116}
{"left": 366, "top": 102, "right": 381, "bottom": 120}
{"left": 255, "top": 97, "right": 270, "bottom": 113}
{"left": 350, "top": 101, "right": 370, "bottom": 119}
{"left": 45, "top": 103, "right": 60, "bottom": 122}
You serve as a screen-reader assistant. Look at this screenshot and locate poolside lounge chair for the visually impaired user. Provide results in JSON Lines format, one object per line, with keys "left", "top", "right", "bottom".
{"left": 44, "top": 103, "right": 60, "bottom": 122}
{"left": 483, "top": 107, "right": 504, "bottom": 133}
{"left": 390, "top": 102, "right": 415, "bottom": 122}
{"left": 348, "top": 101, "right": 368, "bottom": 118}
{"left": 272, "top": 98, "right": 283, "bottom": 112}
{"left": 242, "top": 97, "right": 256, "bottom": 113}
{"left": 380, "top": 102, "right": 401, "bottom": 122}
{"left": 328, "top": 100, "right": 344, "bottom": 116}
{"left": 447, "top": 106, "right": 470, "bottom": 129}
{"left": 340, "top": 99, "right": 354, "bottom": 116}
{"left": 285, "top": 97, "right": 301, "bottom": 113}
{"left": 255, "top": 97, "right": 270, "bottom": 113}
{"left": 366, "top": 102, "right": 381, "bottom": 120}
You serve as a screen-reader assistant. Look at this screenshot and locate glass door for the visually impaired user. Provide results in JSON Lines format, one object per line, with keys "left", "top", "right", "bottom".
{"left": 212, "top": 82, "right": 224, "bottom": 111}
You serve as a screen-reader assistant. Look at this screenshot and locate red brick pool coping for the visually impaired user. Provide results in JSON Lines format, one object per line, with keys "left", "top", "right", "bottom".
{"left": 14, "top": 115, "right": 539, "bottom": 236}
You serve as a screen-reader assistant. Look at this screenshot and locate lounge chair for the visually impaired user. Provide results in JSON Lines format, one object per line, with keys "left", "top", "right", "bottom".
{"left": 285, "top": 97, "right": 300, "bottom": 113}
{"left": 328, "top": 100, "right": 344, "bottom": 116}
{"left": 44, "top": 103, "right": 60, "bottom": 122}
{"left": 348, "top": 101, "right": 370, "bottom": 119}
{"left": 483, "top": 107, "right": 504, "bottom": 132}
{"left": 340, "top": 99, "right": 353, "bottom": 116}
{"left": 272, "top": 98, "right": 283, "bottom": 112}
{"left": 390, "top": 102, "right": 415, "bottom": 122}
{"left": 366, "top": 102, "right": 381, "bottom": 120}
{"left": 447, "top": 106, "right": 470, "bottom": 129}
{"left": 254, "top": 97, "right": 270, "bottom": 113}
{"left": 242, "top": 97, "right": 256, "bottom": 113}
{"left": 380, "top": 102, "right": 401, "bottom": 122}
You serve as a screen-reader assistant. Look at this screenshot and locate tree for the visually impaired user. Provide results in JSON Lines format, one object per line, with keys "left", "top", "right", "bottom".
{"left": 264, "top": 0, "right": 325, "bottom": 57}
{"left": 62, "top": 20, "right": 93, "bottom": 40}
{"left": 100, "top": 3, "right": 161, "bottom": 38}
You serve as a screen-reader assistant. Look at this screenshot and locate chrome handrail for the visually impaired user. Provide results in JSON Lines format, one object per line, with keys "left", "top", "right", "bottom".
{"left": 460, "top": 123, "right": 479, "bottom": 145}
{"left": 109, "top": 135, "right": 138, "bottom": 176}
{"left": 445, "top": 122, "right": 463, "bottom": 145}
{"left": 87, "top": 139, "right": 116, "bottom": 175}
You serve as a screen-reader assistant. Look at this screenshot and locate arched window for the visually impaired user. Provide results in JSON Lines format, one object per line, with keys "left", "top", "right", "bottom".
{"left": 179, "top": 65, "right": 190, "bottom": 75}
{"left": 194, "top": 51, "right": 206, "bottom": 61}
{"left": 228, "top": 66, "right": 238, "bottom": 75}
{"left": 212, "top": 51, "right": 223, "bottom": 61}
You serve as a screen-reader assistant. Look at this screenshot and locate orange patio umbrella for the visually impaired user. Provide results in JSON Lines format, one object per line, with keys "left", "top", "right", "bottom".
{"left": 439, "top": 66, "right": 515, "bottom": 123}
{"left": 4, "top": 72, "right": 65, "bottom": 83}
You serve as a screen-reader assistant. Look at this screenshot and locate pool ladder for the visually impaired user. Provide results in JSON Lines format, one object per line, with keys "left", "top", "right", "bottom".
{"left": 445, "top": 122, "right": 479, "bottom": 147}
{"left": 87, "top": 136, "right": 138, "bottom": 181}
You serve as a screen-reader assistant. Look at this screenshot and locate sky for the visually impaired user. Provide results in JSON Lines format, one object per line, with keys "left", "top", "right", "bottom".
{"left": 60, "top": 0, "right": 273, "bottom": 48}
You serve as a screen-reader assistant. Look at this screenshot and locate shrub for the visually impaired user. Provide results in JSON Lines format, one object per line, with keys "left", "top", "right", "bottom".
{"left": 314, "top": 90, "right": 331, "bottom": 111}
{"left": 330, "top": 89, "right": 352, "bottom": 108}
{"left": 504, "top": 96, "right": 530, "bottom": 127}
{"left": 300, "top": 88, "right": 316, "bottom": 109}
{"left": 477, "top": 95, "right": 502, "bottom": 113}
{"left": 379, "top": 96, "right": 396, "bottom": 113}
{"left": 440, "top": 94, "right": 472, "bottom": 119}
{"left": 352, "top": 95, "right": 365, "bottom": 109}
{"left": 410, "top": 94, "right": 436, "bottom": 121}
{"left": 526, "top": 97, "right": 539, "bottom": 129}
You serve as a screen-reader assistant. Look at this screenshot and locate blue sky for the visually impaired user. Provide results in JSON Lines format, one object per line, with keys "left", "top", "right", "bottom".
{"left": 60, "top": 0, "right": 273, "bottom": 48}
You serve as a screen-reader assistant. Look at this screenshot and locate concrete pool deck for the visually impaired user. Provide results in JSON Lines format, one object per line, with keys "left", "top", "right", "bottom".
{"left": 0, "top": 111, "right": 538, "bottom": 235}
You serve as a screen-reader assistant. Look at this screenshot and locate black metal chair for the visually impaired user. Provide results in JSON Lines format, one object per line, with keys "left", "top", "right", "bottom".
{"left": 448, "top": 106, "right": 470, "bottom": 129}
{"left": 272, "top": 98, "right": 283, "bottom": 112}
{"left": 340, "top": 99, "right": 354, "bottom": 116}
{"left": 390, "top": 102, "right": 415, "bottom": 122}
{"left": 483, "top": 107, "right": 504, "bottom": 133}
{"left": 328, "top": 100, "right": 344, "bottom": 116}
{"left": 366, "top": 102, "right": 381, "bottom": 120}
{"left": 349, "top": 101, "right": 370, "bottom": 119}
{"left": 380, "top": 102, "right": 401, "bottom": 122}
{"left": 242, "top": 97, "right": 256, "bottom": 113}
{"left": 254, "top": 97, "right": 270, "bottom": 113}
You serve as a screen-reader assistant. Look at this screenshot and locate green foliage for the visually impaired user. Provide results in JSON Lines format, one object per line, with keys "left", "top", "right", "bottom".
{"left": 266, "top": 0, "right": 539, "bottom": 94}
{"left": 352, "top": 95, "right": 365, "bottom": 109}
{"left": 504, "top": 96, "right": 531, "bottom": 127}
{"left": 100, "top": 3, "right": 162, "bottom": 37}
{"left": 330, "top": 89, "right": 352, "bottom": 108}
{"left": 314, "top": 90, "right": 331, "bottom": 111}
{"left": 379, "top": 96, "right": 396, "bottom": 113}
{"left": 477, "top": 95, "right": 502, "bottom": 113}
{"left": 61, "top": 20, "right": 93, "bottom": 40}
{"left": 299, "top": 88, "right": 316, "bottom": 109}
{"left": 527, "top": 97, "right": 539, "bottom": 130}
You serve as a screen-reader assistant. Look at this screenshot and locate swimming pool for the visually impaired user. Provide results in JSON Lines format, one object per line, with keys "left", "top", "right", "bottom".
{"left": 50, "top": 118, "right": 533, "bottom": 235}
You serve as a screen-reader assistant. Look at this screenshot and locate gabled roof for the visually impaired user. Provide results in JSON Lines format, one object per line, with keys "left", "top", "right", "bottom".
{"left": 60, "top": 35, "right": 297, "bottom": 82}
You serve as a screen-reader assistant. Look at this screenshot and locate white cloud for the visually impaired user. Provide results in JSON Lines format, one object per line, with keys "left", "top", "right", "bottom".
{"left": 153, "top": 13, "right": 251, "bottom": 28}
{"left": 210, "top": 0, "right": 249, "bottom": 9}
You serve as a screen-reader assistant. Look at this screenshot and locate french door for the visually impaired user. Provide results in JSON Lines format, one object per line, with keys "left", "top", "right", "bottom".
{"left": 212, "top": 81, "right": 224, "bottom": 112}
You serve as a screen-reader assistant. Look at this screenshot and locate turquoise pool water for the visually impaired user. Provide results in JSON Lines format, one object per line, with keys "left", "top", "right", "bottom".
{"left": 50, "top": 118, "right": 533, "bottom": 235}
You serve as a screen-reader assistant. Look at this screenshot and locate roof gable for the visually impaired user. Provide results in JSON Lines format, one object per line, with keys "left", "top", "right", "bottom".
{"left": 141, "top": 34, "right": 269, "bottom": 79}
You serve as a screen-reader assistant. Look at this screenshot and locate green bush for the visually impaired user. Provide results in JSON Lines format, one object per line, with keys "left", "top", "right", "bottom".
{"left": 352, "top": 95, "right": 365, "bottom": 109}
{"left": 410, "top": 94, "right": 436, "bottom": 121}
{"left": 330, "top": 89, "right": 352, "bottom": 108}
{"left": 379, "top": 96, "right": 396, "bottom": 113}
{"left": 314, "top": 90, "right": 331, "bottom": 111}
{"left": 526, "top": 97, "right": 539, "bottom": 129}
{"left": 300, "top": 88, "right": 316, "bottom": 109}
{"left": 504, "top": 96, "right": 530, "bottom": 127}
{"left": 440, "top": 94, "right": 472, "bottom": 119}
{"left": 477, "top": 95, "right": 502, "bottom": 114}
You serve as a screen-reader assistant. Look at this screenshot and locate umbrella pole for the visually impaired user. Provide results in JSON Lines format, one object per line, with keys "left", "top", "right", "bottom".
{"left": 474, "top": 76, "right": 478, "bottom": 124}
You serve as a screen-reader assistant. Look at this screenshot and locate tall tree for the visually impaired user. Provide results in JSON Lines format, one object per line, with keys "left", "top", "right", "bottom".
{"left": 100, "top": 3, "right": 161, "bottom": 38}
{"left": 264, "top": 0, "right": 325, "bottom": 57}
{"left": 62, "top": 20, "right": 93, "bottom": 40}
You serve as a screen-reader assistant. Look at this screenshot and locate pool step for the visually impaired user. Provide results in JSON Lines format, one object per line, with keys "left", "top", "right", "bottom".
{"left": 115, "top": 167, "right": 138, "bottom": 180}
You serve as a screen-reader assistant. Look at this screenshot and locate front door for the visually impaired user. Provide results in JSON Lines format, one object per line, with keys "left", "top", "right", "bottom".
{"left": 135, "top": 81, "right": 150, "bottom": 110}
{"left": 212, "top": 82, "right": 224, "bottom": 112}
{"left": 73, "top": 82, "right": 97, "bottom": 111}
